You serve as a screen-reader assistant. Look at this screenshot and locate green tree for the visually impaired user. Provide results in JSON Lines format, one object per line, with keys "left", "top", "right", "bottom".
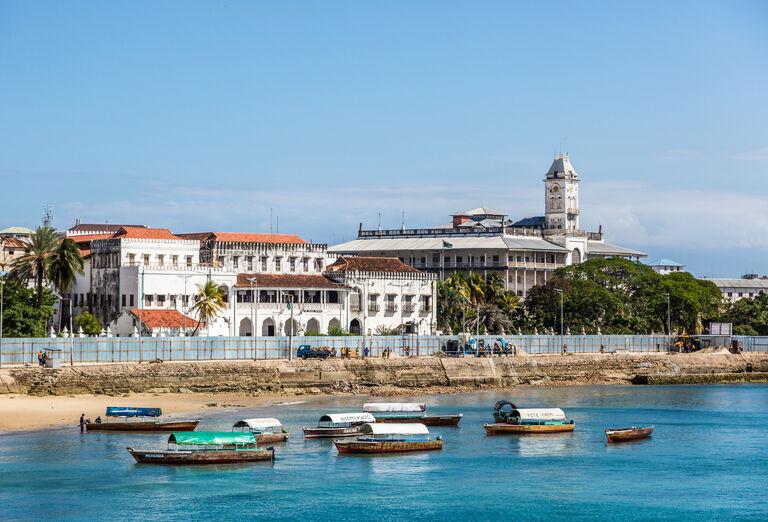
{"left": 9, "top": 226, "right": 60, "bottom": 306}
{"left": 719, "top": 293, "right": 768, "bottom": 336}
{"left": 189, "top": 281, "right": 226, "bottom": 335}
{"left": 48, "top": 237, "right": 85, "bottom": 295}
{"left": 0, "top": 277, "right": 56, "bottom": 337}
{"left": 75, "top": 311, "right": 103, "bottom": 336}
{"left": 437, "top": 272, "right": 521, "bottom": 334}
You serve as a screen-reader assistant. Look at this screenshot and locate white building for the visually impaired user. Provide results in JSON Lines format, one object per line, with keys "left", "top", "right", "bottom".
{"left": 330, "top": 154, "right": 645, "bottom": 297}
{"left": 646, "top": 258, "right": 685, "bottom": 275}
{"left": 706, "top": 276, "right": 768, "bottom": 303}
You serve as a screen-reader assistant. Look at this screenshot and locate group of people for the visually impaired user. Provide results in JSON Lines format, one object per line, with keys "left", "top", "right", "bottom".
{"left": 36, "top": 351, "right": 48, "bottom": 367}
{"left": 79, "top": 414, "right": 102, "bottom": 432}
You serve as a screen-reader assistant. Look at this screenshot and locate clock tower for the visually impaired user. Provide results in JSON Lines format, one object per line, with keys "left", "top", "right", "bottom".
{"left": 544, "top": 153, "right": 580, "bottom": 232}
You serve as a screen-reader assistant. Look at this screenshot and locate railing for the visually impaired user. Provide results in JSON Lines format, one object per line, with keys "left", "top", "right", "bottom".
{"left": 368, "top": 304, "right": 380, "bottom": 312}
{"left": 1, "top": 335, "right": 765, "bottom": 367}
{"left": 402, "top": 304, "right": 415, "bottom": 313}
{"left": 385, "top": 303, "right": 398, "bottom": 313}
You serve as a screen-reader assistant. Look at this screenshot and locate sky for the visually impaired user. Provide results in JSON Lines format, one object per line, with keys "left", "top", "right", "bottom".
{"left": 1, "top": 0, "right": 767, "bottom": 277}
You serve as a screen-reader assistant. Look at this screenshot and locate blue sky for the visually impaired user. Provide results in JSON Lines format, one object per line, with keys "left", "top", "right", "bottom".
{"left": 1, "top": 1, "right": 767, "bottom": 277}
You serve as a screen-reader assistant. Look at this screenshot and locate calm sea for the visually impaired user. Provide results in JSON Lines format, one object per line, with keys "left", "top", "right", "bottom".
{"left": 1, "top": 385, "right": 767, "bottom": 521}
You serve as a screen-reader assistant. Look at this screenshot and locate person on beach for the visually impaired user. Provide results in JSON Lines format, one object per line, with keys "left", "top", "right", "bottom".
{"left": 79, "top": 414, "right": 87, "bottom": 433}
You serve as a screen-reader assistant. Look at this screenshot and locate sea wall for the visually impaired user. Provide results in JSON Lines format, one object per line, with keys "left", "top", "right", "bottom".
{"left": 2, "top": 352, "right": 768, "bottom": 396}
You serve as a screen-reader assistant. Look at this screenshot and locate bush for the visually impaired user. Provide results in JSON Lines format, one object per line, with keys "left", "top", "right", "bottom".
{"left": 75, "top": 312, "right": 103, "bottom": 336}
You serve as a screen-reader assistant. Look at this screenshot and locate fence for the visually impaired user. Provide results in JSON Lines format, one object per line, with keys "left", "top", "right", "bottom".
{"left": 0, "top": 334, "right": 766, "bottom": 367}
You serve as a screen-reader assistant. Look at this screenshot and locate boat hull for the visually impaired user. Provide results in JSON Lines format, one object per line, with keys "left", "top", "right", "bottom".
{"left": 374, "top": 415, "right": 463, "bottom": 426}
{"left": 605, "top": 426, "right": 653, "bottom": 443}
{"left": 256, "top": 432, "right": 289, "bottom": 444}
{"left": 303, "top": 426, "right": 362, "bottom": 439}
{"left": 127, "top": 447, "right": 274, "bottom": 464}
{"left": 334, "top": 440, "right": 443, "bottom": 454}
{"left": 483, "top": 423, "right": 576, "bottom": 435}
{"left": 87, "top": 420, "right": 199, "bottom": 432}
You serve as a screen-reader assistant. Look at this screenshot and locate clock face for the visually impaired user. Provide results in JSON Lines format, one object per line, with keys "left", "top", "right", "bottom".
{"left": 551, "top": 185, "right": 560, "bottom": 193}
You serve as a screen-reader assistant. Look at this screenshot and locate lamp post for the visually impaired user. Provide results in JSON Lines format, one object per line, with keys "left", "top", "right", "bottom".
{"left": 247, "top": 277, "right": 258, "bottom": 359}
{"left": 664, "top": 293, "right": 671, "bottom": 336}
{"left": 52, "top": 290, "right": 74, "bottom": 366}
{"left": 287, "top": 294, "right": 294, "bottom": 361}
{"left": 554, "top": 289, "right": 564, "bottom": 336}
{"left": 0, "top": 270, "right": 6, "bottom": 368}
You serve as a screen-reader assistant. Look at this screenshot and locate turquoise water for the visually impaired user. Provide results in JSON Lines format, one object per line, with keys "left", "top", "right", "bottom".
{"left": 2, "top": 385, "right": 768, "bottom": 521}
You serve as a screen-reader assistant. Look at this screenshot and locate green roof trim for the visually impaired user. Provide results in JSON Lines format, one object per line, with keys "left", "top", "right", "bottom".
{"left": 168, "top": 432, "right": 256, "bottom": 445}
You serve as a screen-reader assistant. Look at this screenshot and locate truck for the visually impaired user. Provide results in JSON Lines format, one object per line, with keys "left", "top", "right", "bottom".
{"left": 296, "top": 345, "right": 334, "bottom": 360}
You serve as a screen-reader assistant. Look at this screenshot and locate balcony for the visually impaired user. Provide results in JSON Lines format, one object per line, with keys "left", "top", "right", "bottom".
{"left": 567, "top": 207, "right": 580, "bottom": 215}
{"left": 402, "top": 303, "right": 415, "bottom": 313}
{"left": 350, "top": 302, "right": 362, "bottom": 312}
{"left": 385, "top": 303, "right": 398, "bottom": 313}
{"left": 368, "top": 304, "right": 380, "bottom": 313}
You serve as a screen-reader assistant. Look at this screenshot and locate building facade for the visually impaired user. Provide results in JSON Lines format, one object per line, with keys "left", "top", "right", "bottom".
{"left": 706, "top": 276, "right": 768, "bottom": 303}
{"left": 329, "top": 154, "right": 645, "bottom": 297}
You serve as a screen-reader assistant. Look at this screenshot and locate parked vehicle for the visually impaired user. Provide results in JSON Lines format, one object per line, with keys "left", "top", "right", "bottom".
{"left": 296, "top": 345, "right": 333, "bottom": 359}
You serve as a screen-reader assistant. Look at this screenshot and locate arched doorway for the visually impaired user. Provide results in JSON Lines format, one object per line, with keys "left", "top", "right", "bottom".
{"left": 239, "top": 318, "right": 253, "bottom": 336}
{"left": 328, "top": 318, "right": 341, "bottom": 334}
{"left": 306, "top": 318, "right": 320, "bottom": 335}
{"left": 572, "top": 249, "right": 582, "bottom": 264}
{"left": 262, "top": 318, "right": 275, "bottom": 336}
{"left": 349, "top": 318, "right": 361, "bottom": 335}
{"left": 284, "top": 318, "right": 299, "bottom": 336}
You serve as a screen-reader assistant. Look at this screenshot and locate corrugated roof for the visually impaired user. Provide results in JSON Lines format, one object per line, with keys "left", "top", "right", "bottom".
{"left": 69, "top": 233, "right": 114, "bottom": 244}
{"left": 464, "top": 206, "right": 506, "bottom": 216}
{"left": 647, "top": 258, "right": 684, "bottom": 267}
{"left": 512, "top": 216, "right": 545, "bottom": 227}
{"left": 112, "top": 226, "right": 184, "bottom": 240}
{"left": 586, "top": 240, "right": 646, "bottom": 257}
{"left": 330, "top": 235, "right": 567, "bottom": 253}
{"left": 502, "top": 236, "right": 568, "bottom": 252}
{"left": 130, "top": 309, "right": 197, "bottom": 329}
{"left": 69, "top": 223, "right": 145, "bottom": 233}
{"left": 235, "top": 273, "right": 344, "bottom": 289}
{"left": 458, "top": 219, "right": 502, "bottom": 228}
{"left": 0, "top": 226, "right": 34, "bottom": 235}
{"left": 178, "top": 232, "right": 307, "bottom": 244}
{"left": 1, "top": 237, "right": 29, "bottom": 249}
{"left": 326, "top": 256, "right": 421, "bottom": 273}
{"left": 705, "top": 278, "right": 768, "bottom": 289}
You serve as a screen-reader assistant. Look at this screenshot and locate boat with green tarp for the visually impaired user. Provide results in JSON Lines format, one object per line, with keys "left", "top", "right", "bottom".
{"left": 87, "top": 407, "right": 199, "bottom": 432}
{"left": 127, "top": 432, "right": 275, "bottom": 464}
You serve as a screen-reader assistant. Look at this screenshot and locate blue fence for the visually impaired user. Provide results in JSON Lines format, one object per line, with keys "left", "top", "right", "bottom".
{"left": 0, "top": 334, "right": 765, "bottom": 367}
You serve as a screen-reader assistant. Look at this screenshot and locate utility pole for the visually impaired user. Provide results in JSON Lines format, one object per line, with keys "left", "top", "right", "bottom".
{"left": 247, "top": 277, "right": 258, "bottom": 359}
{"left": 554, "top": 289, "right": 564, "bottom": 336}
{"left": 664, "top": 293, "right": 671, "bottom": 336}
{"left": 287, "top": 294, "right": 294, "bottom": 361}
{"left": 0, "top": 271, "right": 6, "bottom": 368}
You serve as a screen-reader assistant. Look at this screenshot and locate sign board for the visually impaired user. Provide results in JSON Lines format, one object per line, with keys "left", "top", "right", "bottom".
{"left": 709, "top": 322, "right": 732, "bottom": 336}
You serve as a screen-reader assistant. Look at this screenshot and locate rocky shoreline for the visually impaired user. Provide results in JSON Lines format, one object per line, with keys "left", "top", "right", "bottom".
{"left": 2, "top": 352, "right": 767, "bottom": 397}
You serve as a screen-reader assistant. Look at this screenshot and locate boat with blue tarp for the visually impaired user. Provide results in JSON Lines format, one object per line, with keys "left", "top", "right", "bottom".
{"left": 334, "top": 423, "right": 443, "bottom": 454}
{"left": 127, "top": 432, "right": 275, "bottom": 464}
{"left": 483, "top": 401, "right": 575, "bottom": 434}
{"left": 86, "top": 406, "right": 199, "bottom": 432}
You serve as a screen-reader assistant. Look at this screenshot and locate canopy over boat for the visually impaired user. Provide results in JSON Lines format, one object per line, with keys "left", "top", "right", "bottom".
{"left": 168, "top": 432, "right": 256, "bottom": 445}
{"left": 232, "top": 418, "right": 283, "bottom": 431}
{"left": 360, "top": 423, "right": 430, "bottom": 435}
{"left": 363, "top": 403, "right": 426, "bottom": 413}
{"left": 512, "top": 408, "right": 567, "bottom": 421}
{"left": 106, "top": 407, "right": 162, "bottom": 418}
{"left": 319, "top": 413, "right": 376, "bottom": 424}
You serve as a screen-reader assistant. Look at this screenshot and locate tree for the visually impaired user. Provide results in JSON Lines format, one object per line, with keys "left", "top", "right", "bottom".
{"left": 75, "top": 311, "right": 102, "bottom": 336}
{"left": 437, "top": 272, "right": 521, "bottom": 334}
{"left": 719, "top": 293, "right": 768, "bottom": 336}
{"left": 9, "top": 226, "right": 59, "bottom": 306}
{"left": 0, "top": 277, "right": 56, "bottom": 337}
{"left": 189, "top": 281, "right": 226, "bottom": 335}
{"left": 48, "top": 237, "right": 84, "bottom": 295}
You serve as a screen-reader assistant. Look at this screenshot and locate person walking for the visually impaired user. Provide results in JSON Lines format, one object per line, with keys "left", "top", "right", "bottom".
{"left": 37, "top": 351, "right": 44, "bottom": 367}
{"left": 79, "top": 413, "right": 87, "bottom": 433}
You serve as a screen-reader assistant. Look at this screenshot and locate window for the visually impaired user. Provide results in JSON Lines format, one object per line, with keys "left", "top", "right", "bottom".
{"left": 444, "top": 256, "right": 449, "bottom": 264}
{"left": 157, "top": 294, "right": 166, "bottom": 306}
{"left": 172, "top": 255, "right": 178, "bottom": 266}
{"left": 129, "top": 294, "right": 135, "bottom": 307}
{"left": 419, "top": 295, "right": 431, "bottom": 312}
{"left": 327, "top": 291, "right": 339, "bottom": 304}
{"left": 368, "top": 294, "right": 379, "bottom": 312}
{"left": 456, "top": 256, "right": 463, "bottom": 264}
{"left": 247, "top": 256, "right": 254, "bottom": 271}
{"left": 302, "top": 257, "right": 309, "bottom": 272}
{"left": 420, "top": 257, "right": 426, "bottom": 265}
{"left": 217, "top": 255, "right": 225, "bottom": 266}
{"left": 315, "top": 258, "right": 323, "bottom": 271}
{"left": 275, "top": 257, "right": 282, "bottom": 271}
{"left": 261, "top": 256, "right": 268, "bottom": 271}
{"left": 128, "top": 253, "right": 136, "bottom": 265}
{"left": 385, "top": 294, "right": 397, "bottom": 312}
{"left": 403, "top": 295, "right": 414, "bottom": 313}
{"left": 182, "top": 295, "right": 189, "bottom": 307}
{"left": 158, "top": 255, "right": 164, "bottom": 266}
{"left": 121, "top": 294, "right": 126, "bottom": 307}
{"left": 143, "top": 254, "right": 150, "bottom": 265}
{"left": 492, "top": 255, "right": 499, "bottom": 264}
{"left": 289, "top": 257, "right": 296, "bottom": 272}
{"left": 145, "top": 294, "right": 153, "bottom": 306}
{"left": 432, "top": 254, "right": 439, "bottom": 263}
{"left": 186, "top": 256, "right": 193, "bottom": 267}
{"left": 107, "top": 294, "right": 112, "bottom": 306}
{"left": 727, "top": 292, "right": 733, "bottom": 297}
{"left": 170, "top": 295, "right": 177, "bottom": 308}
{"left": 233, "top": 256, "right": 240, "bottom": 268}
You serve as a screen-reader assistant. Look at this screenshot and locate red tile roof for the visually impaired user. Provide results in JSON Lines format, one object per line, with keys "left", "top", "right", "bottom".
{"left": 325, "top": 256, "right": 421, "bottom": 273}
{"left": 113, "top": 226, "right": 183, "bottom": 240}
{"left": 68, "top": 233, "right": 114, "bottom": 244}
{"left": 69, "top": 223, "right": 146, "bottom": 233}
{"left": 1, "top": 237, "right": 29, "bottom": 249}
{"left": 130, "top": 309, "right": 197, "bottom": 330}
{"left": 235, "top": 273, "right": 343, "bottom": 289}
{"left": 179, "top": 232, "right": 307, "bottom": 244}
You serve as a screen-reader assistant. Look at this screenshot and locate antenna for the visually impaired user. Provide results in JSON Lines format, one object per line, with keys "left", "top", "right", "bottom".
{"left": 401, "top": 211, "right": 405, "bottom": 231}
{"left": 377, "top": 212, "right": 381, "bottom": 231}
{"left": 42, "top": 205, "right": 54, "bottom": 228}
{"left": 276, "top": 216, "right": 279, "bottom": 234}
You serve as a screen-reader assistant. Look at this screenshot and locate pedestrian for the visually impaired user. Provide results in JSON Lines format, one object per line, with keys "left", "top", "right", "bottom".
{"left": 79, "top": 413, "right": 87, "bottom": 433}
{"left": 37, "top": 351, "right": 44, "bottom": 367}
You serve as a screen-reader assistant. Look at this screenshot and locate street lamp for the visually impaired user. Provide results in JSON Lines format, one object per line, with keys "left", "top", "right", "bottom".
{"left": 0, "top": 270, "right": 6, "bottom": 368}
{"left": 247, "top": 277, "right": 258, "bottom": 359}
{"left": 52, "top": 290, "right": 74, "bottom": 366}
{"left": 663, "top": 293, "right": 671, "bottom": 336}
{"left": 554, "top": 289, "right": 564, "bottom": 336}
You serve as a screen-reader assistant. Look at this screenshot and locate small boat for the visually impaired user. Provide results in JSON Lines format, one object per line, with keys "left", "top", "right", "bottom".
{"left": 334, "top": 423, "right": 443, "bottom": 455}
{"left": 302, "top": 412, "right": 376, "bottom": 438}
{"left": 232, "top": 418, "right": 289, "bottom": 444}
{"left": 363, "top": 402, "right": 463, "bottom": 426}
{"left": 86, "top": 407, "right": 199, "bottom": 432}
{"left": 127, "top": 432, "right": 275, "bottom": 465}
{"left": 605, "top": 426, "right": 654, "bottom": 443}
{"left": 484, "top": 401, "right": 575, "bottom": 435}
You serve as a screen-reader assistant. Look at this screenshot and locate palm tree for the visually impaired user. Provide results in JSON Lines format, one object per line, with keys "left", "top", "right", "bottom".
{"left": 189, "top": 281, "right": 226, "bottom": 335}
{"left": 466, "top": 273, "right": 485, "bottom": 306}
{"left": 10, "top": 226, "right": 59, "bottom": 305}
{"left": 48, "top": 237, "right": 84, "bottom": 295}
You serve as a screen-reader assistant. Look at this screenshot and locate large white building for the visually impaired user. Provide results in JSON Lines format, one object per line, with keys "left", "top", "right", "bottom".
{"left": 329, "top": 154, "right": 645, "bottom": 296}
{"left": 706, "top": 276, "right": 768, "bottom": 303}
{"left": 65, "top": 224, "right": 436, "bottom": 336}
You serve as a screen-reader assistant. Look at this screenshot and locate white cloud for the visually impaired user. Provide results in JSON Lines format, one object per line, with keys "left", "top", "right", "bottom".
{"left": 732, "top": 147, "right": 768, "bottom": 161}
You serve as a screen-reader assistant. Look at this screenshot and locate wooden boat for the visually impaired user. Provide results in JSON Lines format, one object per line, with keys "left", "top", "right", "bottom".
{"left": 484, "top": 402, "right": 575, "bottom": 435}
{"left": 127, "top": 432, "right": 275, "bottom": 465}
{"left": 334, "top": 423, "right": 443, "bottom": 455}
{"left": 605, "top": 426, "right": 654, "bottom": 443}
{"left": 363, "top": 402, "right": 463, "bottom": 426}
{"left": 86, "top": 407, "right": 199, "bottom": 432}
{"left": 302, "top": 412, "right": 376, "bottom": 438}
{"left": 233, "top": 418, "right": 289, "bottom": 444}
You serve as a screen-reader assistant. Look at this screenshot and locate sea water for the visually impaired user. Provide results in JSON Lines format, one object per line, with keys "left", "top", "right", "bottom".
{"left": 1, "top": 385, "right": 767, "bottom": 521}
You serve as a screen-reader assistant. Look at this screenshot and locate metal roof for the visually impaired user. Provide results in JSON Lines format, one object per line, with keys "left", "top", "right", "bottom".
{"left": 330, "top": 234, "right": 567, "bottom": 253}
{"left": 232, "top": 418, "right": 283, "bottom": 431}
{"left": 647, "top": 258, "right": 684, "bottom": 267}
{"left": 361, "top": 423, "right": 430, "bottom": 435}
{"left": 586, "top": 240, "right": 646, "bottom": 257}
{"left": 503, "top": 236, "right": 568, "bottom": 252}
{"left": 512, "top": 216, "right": 545, "bottom": 227}
{"left": 0, "top": 226, "right": 33, "bottom": 235}
{"left": 363, "top": 402, "right": 426, "bottom": 413}
{"left": 705, "top": 278, "right": 768, "bottom": 289}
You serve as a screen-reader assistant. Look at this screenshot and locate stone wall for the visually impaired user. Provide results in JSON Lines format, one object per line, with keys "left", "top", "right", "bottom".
{"left": 2, "top": 352, "right": 768, "bottom": 396}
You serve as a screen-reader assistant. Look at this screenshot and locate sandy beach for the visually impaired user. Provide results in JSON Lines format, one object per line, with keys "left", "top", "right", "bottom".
{"left": 0, "top": 392, "right": 297, "bottom": 433}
